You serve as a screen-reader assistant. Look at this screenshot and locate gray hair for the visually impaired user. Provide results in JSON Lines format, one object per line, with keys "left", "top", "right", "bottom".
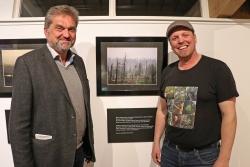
{"left": 44, "top": 5, "right": 79, "bottom": 28}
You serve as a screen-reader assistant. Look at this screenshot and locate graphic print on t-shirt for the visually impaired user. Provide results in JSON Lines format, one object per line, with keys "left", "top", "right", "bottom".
{"left": 164, "top": 86, "right": 198, "bottom": 129}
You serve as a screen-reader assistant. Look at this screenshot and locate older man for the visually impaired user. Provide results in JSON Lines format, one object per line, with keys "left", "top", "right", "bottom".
{"left": 9, "top": 5, "right": 95, "bottom": 167}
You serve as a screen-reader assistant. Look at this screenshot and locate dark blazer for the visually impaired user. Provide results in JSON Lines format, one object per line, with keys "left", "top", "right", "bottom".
{"left": 9, "top": 45, "right": 95, "bottom": 167}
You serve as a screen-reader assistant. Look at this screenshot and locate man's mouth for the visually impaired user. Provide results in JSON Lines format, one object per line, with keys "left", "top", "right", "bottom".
{"left": 179, "top": 45, "right": 188, "bottom": 50}
{"left": 59, "top": 40, "right": 72, "bottom": 46}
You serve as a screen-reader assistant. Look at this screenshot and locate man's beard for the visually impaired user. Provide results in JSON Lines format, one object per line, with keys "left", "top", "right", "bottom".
{"left": 54, "top": 40, "right": 74, "bottom": 53}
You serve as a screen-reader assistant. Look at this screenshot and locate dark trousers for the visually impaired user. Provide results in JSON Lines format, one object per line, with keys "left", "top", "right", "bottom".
{"left": 161, "top": 140, "right": 220, "bottom": 167}
{"left": 74, "top": 145, "right": 84, "bottom": 167}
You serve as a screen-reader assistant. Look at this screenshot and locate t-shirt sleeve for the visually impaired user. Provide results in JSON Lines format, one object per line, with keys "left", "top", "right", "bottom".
{"left": 159, "top": 66, "right": 169, "bottom": 98}
{"left": 215, "top": 62, "right": 239, "bottom": 103}
{"left": 160, "top": 88, "right": 165, "bottom": 98}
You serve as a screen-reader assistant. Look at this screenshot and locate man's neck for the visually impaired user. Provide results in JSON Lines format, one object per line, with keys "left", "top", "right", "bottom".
{"left": 57, "top": 51, "right": 69, "bottom": 65}
{"left": 178, "top": 52, "right": 201, "bottom": 70}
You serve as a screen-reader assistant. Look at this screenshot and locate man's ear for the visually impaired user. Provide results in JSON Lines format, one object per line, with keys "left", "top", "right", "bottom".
{"left": 44, "top": 28, "right": 48, "bottom": 37}
{"left": 194, "top": 33, "right": 197, "bottom": 44}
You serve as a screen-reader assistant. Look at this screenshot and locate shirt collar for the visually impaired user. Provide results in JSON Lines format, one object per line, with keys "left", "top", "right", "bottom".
{"left": 46, "top": 43, "right": 75, "bottom": 67}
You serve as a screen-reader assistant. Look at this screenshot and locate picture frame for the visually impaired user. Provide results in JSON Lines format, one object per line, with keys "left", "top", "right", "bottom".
{"left": 96, "top": 37, "right": 168, "bottom": 96}
{"left": 0, "top": 38, "right": 46, "bottom": 97}
{"left": 5, "top": 109, "right": 10, "bottom": 144}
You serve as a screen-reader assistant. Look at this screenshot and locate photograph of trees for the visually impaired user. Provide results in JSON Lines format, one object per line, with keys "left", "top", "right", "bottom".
{"left": 96, "top": 36, "right": 167, "bottom": 96}
{"left": 107, "top": 47, "right": 157, "bottom": 85}
{"left": 0, "top": 39, "right": 46, "bottom": 97}
{"left": 1, "top": 49, "right": 31, "bottom": 87}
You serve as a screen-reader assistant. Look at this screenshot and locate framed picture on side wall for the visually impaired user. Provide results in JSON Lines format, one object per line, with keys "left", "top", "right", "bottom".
{"left": 5, "top": 109, "right": 10, "bottom": 143}
{"left": 0, "top": 39, "right": 46, "bottom": 97}
{"left": 96, "top": 37, "right": 168, "bottom": 96}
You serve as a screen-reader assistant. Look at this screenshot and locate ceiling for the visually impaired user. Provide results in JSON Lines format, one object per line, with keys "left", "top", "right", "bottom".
{"left": 20, "top": 0, "right": 200, "bottom": 17}
{"left": 116, "top": 0, "right": 200, "bottom": 16}
{"left": 232, "top": 0, "right": 250, "bottom": 18}
{"left": 20, "top": 0, "right": 250, "bottom": 18}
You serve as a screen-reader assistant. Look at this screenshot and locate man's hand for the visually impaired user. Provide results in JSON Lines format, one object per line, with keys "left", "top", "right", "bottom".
{"left": 213, "top": 158, "right": 229, "bottom": 167}
{"left": 152, "top": 143, "right": 161, "bottom": 166}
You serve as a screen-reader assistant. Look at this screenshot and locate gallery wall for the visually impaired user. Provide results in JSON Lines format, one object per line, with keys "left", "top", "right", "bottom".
{"left": 0, "top": 2, "right": 250, "bottom": 166}
{"left": 0, "top": 0, "right": 14, "bottom": 19}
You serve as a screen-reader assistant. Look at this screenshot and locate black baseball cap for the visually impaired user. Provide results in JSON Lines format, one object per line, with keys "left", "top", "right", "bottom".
{"left": 167, "top": 20, "right": 194, "bottom": 38}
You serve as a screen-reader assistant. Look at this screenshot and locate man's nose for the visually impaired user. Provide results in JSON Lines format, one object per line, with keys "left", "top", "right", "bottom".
{"left": 62, "top": 29, "right": 70, "bottom": 38}
{"left": 177, "top": 36, "right": 184, "bottom": 43}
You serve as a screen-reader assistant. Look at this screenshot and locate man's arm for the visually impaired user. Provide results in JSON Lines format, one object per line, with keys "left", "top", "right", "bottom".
{"left": 151, "top": 97, "right": 167, "bottom": 166}
{"left": 9, "top": 57, "right": 34, "bottom": 167}
{"left": 214, "top": 97, "right": 237, "bottom": 167}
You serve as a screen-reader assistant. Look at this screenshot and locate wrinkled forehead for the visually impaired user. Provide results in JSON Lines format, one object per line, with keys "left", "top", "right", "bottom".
{"left": 169, "top": 26, "right": 194, "bottom": 37}
{"left": 49, "top": 14, "right": 77, "bottom": 26}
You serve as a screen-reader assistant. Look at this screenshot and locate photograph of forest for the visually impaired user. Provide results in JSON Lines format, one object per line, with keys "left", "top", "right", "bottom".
{"left": 1, "top": 49, "right": 31, "bottom": 87}
{"left": 0, "top": 38, "right": 46, "bottom": 97}
{"left": 96, "top": 36, "right": 167, "bottom": 96}
{"left": 107, "top": 47, "right": 157, "bottom": 85}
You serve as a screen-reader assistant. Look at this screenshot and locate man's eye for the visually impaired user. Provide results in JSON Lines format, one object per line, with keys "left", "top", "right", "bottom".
{"left": 69, "top": 28, "right": 76, "bottom": 32}
{"left": 56, "top": 27, "right": 64, "bottom": 31}
{"left": 171, "top": 37, "right": 177, "bottom": 41}
{"left": 183, "top": 33, "right": 190, "bottom": 37}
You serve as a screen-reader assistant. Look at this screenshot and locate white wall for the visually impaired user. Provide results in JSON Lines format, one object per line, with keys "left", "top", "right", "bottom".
{"left": 0, "top": 0, "right": 14, "bottom": 19}
{"left": 0, "top": 19, "right": 250, "bottom": 167}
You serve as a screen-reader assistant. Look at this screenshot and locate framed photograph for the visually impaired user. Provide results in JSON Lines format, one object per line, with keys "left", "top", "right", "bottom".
{"left": 5, "top": 109, "right": 10, "bottom": 144}
{"left": 0, "top": 39, "right": 46, "bottom": 97}
{"left": 107, "top": 107, "right": 156, "bottom": 143}
{"left": 96, "top": 37, "right": 168, "bottom": 96}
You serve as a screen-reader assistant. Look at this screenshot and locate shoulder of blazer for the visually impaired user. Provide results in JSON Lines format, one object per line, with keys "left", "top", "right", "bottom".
{"left": 72, "top": 53, "right": 83, "bottom": 63}
{"left": 72, "top": 53, "right": 86, "bottom": 69}
{"left": 19, "top": 45, "right": 51, "bottom": 62}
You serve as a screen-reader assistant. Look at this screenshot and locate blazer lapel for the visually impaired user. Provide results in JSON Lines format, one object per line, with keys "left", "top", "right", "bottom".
{"left": 73, "top": 56, "right": 89, "bottom": 105}
{"left": 42, "top": 46, "right": 72, "bottom": 103}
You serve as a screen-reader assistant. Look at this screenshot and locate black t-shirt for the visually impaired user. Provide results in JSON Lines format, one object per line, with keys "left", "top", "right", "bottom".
{"left": 160, "top": 55, "right": 239, "bottom": 148}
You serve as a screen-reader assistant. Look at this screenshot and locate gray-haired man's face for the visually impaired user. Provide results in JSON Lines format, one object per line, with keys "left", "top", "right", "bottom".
{"left": 44, "top": 14, "right": 77, "bottom": 54}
